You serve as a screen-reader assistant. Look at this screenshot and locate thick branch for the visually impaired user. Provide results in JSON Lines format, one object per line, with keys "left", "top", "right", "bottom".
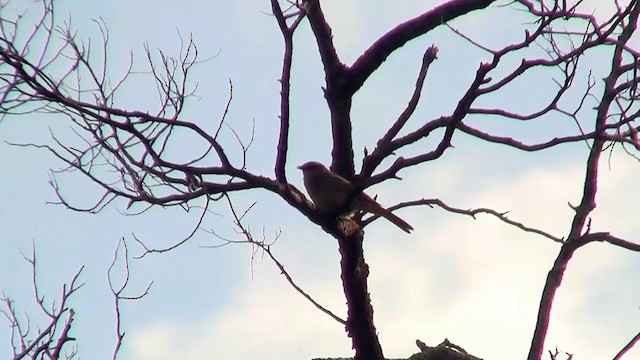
{"left": 348, "top": 0, "right": 496, "bottom": 94}
{"left": 303, "top": 0, "right": 344, "bottom": 87}
{"left": 338, "top": 231, "right": 384, "bottom": 360}
{"left": 613, "top": 331, "right": 640, "bottom": 360}
{"left": 272, "top": 0, "right": 305, "bottom": 182}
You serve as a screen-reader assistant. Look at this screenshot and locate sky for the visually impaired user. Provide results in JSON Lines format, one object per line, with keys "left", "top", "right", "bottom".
{"left": 1, "top": 0, "right": 640, "bottom": 359}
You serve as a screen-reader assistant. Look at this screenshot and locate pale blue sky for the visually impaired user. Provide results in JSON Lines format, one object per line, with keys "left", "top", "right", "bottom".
{"left": 2, "top": 1, "right": 640, "bottom": 359}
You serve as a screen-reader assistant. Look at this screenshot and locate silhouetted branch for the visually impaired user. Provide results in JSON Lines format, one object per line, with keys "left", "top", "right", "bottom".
{"left": 613, "top": 330, "right": 640, "bottom": 360}
{"left": 359, "top": 0, "right": 640, "bottom": 187}
{"left": 362, "top": 45, "right": 439, "bottom": 178}
{"left": 272, "top": 0, "right": 306, "bottom": 182}
{"left": 108, "top": 238, "right": 153, "bottom": 359}
{"left": 528, "top": 4, "right": 640, "bottom": 358}
{"left": 4, "top": 1, "right": 640, "bottom": 359}
{"left": 362, "top": 198, "right": 564, "bottom": 243}
{"left": 1, "top": 243, "right": 83, "bottom": 360}
{"left": 201, "top": 193, "right": 346, "bottom": 325}
{"left": 348, "top": 0, "right": 496, "bottom": 94}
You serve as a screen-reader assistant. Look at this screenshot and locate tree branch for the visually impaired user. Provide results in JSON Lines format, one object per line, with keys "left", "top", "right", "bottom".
{"left": 348, "top": 0, "right": 496, "bottom": 94}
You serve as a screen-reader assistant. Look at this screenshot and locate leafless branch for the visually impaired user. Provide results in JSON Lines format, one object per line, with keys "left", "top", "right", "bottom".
{"left": 200, "top": 193, "right": 347, "bottom": 325}
{"left": 3, "top": 1, "right": 640, "bottom": 359}
{"left": 107, "top": 238, "right": 153, "bottom": 360}
{"left": 355, "top": 0, "right": 640, "bottom": 188}
{"left": 2, "top": 243, "right": 83, "bottom": 360}
{"left": 362, "top": 45, "right": 439, "bottom": 178}
{"left": 528, "top": 3, "right": 640, "bottom": 358}
{"left": 271, "top": 0, "right": 306, "bottom": 182}
{"left": 613, "top": 330, "right": 640, "bottom": 360}
{"left": 362, "top": 198, "right": 564, "bottom": 243}
{"left": 132, "top": 195, "right": 213, "bottom": 258}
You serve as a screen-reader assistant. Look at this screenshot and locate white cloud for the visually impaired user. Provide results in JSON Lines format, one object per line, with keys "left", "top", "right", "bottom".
{"left": 129, "top": 279, "right": 350, "bottom": 359}
{"left": 128, "top": 152, "right": 640, "bottom": 360}
{"left": 367, "top": 153, "right": 640, "bottom": 359}
{"left": 128, "top": 230, "right": 353, "bottom": 360}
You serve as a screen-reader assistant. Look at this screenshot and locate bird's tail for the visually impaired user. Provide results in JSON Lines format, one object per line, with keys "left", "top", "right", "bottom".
{"left": 355, "top": 194, "right": 414, "bottom": 233}
{"left": 381, "top": 211, "right": 414, "bottom": 233}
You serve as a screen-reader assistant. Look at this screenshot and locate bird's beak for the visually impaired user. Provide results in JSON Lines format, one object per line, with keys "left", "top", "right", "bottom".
{"left": 297, "top": 165, "right": 302, "bottom": 170}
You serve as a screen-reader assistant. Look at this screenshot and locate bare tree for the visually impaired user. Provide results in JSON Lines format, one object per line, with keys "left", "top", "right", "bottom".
{"left": 1, "top": 239, "right": 150, "bottom": 360}
{"left": 2, "top": 0, "right": 640, "bottom": 359}
{"left": 1, "top": 245, "right": 82, "bottom": 360}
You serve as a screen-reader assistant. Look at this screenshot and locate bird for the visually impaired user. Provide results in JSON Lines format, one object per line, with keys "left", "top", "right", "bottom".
{"left": 297, "top": 161, "right": 413, "bottom": 233}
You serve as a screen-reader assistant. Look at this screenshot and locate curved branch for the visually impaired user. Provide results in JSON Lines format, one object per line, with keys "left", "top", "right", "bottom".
{"left": 362, "top": 45, "right": 439, "bottom": 177}
{"left": 202, "top": 194, "right": 347, "bottom": 325}
{"left": 348, "top": 0, "right": 496, "bottom": 94}
{"left": 2, "top": 243, "right": 83, "bottom": 359}
{"left": 108, "top": 238, "right": 153, "bottom": 359}
{"left": 582, "top": 232, "right": 640, "bottom": 252}
{"left": 613, "top": 331, "right": 640, "bottom": 360}
{"left": 362, "top": 198, "right": 564, "bottom": 243}
{"left": 456, "top": 123, "right": 628, "bottom": 151}
{"left": 364, "top": 61, "right": 495, "bottom": 187}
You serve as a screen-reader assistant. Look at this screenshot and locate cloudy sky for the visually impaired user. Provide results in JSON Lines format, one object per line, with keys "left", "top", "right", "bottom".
{"left": 1, "top": 0, "right": 639, "bottom": 359}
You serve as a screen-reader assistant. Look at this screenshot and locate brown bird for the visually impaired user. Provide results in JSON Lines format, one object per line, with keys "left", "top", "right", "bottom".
{"left": 298, "top": 161, "right": 413, "bottom": 233}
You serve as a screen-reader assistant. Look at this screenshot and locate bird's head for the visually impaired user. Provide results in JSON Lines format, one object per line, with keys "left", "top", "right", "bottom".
{"left": 297, "top": 161, "right": 327, "bottom": 174}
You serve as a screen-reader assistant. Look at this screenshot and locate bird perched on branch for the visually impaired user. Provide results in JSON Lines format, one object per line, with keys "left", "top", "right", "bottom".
{"left": 298, "top": 161, "right": 413, "bottom": 233}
